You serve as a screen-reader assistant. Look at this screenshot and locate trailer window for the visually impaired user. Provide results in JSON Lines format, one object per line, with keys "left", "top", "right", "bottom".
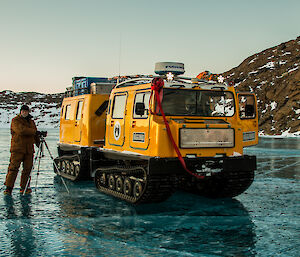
{"left": 112, "top": 94, "right": 127, "bottom": 119}
{"left": 76, "top": 101, "right": 83, "bottom": 120}
{"left": 65, "top": 105, "right": 71, "bottom": 120}
{"left": 133, "top": 91, "right": 151, "bottom": 118}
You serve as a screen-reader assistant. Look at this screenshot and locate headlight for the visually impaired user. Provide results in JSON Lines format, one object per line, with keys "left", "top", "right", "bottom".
{"left": 243, "top": 131, "right": 256, "bottom": 141}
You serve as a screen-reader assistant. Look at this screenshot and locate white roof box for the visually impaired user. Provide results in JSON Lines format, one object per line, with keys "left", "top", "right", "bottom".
{"left": 155, "top": 62, "right": 185, "bottom": 75}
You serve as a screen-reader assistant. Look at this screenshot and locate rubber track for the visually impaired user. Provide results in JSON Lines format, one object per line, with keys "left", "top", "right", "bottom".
{"left": 95, "top": 166, "right": 174, "bottom": 204}
{"left": 54, "top": 154, "right": 88, "bottom": 181}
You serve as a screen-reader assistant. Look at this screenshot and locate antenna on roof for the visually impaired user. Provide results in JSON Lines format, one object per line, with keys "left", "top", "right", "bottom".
{"left": 118, "top": 33, "right": 122, "bottom": 84}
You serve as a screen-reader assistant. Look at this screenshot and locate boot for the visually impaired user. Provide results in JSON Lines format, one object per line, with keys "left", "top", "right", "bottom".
{"left": 4, "top": 187, "right": 12, "bottom": 195}
{"left": 20, "top": 187, "right": 32, "bottom": 194}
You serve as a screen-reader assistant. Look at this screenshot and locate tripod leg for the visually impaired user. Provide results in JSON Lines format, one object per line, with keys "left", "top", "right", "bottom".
{"left": 23, "top": 142, "right": 42, "bottom": 196}
{"left": 43, "top": 141, "right": 70, "bottom": 194}
{"left": 34, "top": 149, "right": 43, "bottom": 192}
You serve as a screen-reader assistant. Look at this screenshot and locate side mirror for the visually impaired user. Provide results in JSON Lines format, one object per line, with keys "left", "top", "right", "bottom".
{"left": 245, "top": 104, "right": 254, "bottom": 117}
{"left": 135, "top": 102, "right": 145, "bottom": 116}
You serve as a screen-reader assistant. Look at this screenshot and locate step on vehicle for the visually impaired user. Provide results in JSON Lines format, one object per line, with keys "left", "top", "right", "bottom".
{"left": 54, "top": 62, "right": 258, "bottom": 204}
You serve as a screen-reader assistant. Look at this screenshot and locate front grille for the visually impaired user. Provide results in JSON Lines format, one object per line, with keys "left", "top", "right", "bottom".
{"left": 180, "top": 128, "right": 234, "bottom": 148}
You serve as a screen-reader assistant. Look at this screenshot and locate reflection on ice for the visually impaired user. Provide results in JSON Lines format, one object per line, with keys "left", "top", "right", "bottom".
{"left": 245, "top": 137, "right": 300, "bottom": 179}
{"left": 54, "top": 183, "right": 256, "bottom": 257}
{"left": 0, "top": 129, "right": 299, "bottom": 256}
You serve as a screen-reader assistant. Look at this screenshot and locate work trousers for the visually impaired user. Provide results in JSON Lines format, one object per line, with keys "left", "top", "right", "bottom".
{"left": 5, "top": 152, "right": 34, "bottom": 189}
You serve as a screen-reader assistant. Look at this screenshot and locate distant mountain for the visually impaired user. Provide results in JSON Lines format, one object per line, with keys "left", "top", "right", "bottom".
{"left": 1, "top": 37, "right": 299, "bottom": 136}
{"left": 0, "top": 90, "right": 63, "bottom": 128}
{"left": 223, "top": 36, "right": 300, "bottom": 136}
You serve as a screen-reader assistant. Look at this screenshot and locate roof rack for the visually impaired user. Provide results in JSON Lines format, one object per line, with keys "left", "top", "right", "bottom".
{"left": 114, "top": 74, "right": 229, "bottom": 89}
{"left": 115, "top": 77, "right": 156, "bottom": 88}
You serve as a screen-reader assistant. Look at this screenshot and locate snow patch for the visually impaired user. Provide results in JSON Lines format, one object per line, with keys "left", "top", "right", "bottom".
{"left": 259, "top": 61, "right": 275, "bottom": 69}
{"left": 248, "top": 70, "right": 258, "bottom": 75}
{"left": 279, "top": 60, "right": 287, "bottom": 65}
{"left": 270, "top": 101, "right": 277, "bottom": 111}
{"left": 259, "top": 129, "right": 300, "bottom": 138}
{"left": 249, "top": 58, "right": 257, "bottom": 64}
{"left": 288, "top": 67, "right": 299, "bottom": 73}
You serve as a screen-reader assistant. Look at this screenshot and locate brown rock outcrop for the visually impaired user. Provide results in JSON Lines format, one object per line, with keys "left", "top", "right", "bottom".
{"left": 223, "top": 37, "right": 300, "bottom": 135}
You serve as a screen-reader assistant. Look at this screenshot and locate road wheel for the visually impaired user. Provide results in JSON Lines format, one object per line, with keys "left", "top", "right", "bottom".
{"left": 116, "top": 176, "right": 123, "bottom": 193}
{"left": 65, "top": 161, "right": 70, "bottom": 174}
{"left": 123, "top": 178, "right": 132, "bottom": 196}
{"left": 74, "top": 164, "right": 80, "bottom": 177}
{"left": 69, "top": 162, "right": 75, "bottom": 176}
{"left": 61, "top": 160, "right": 67, "bottom": 173}
{"left": 108, "top": 175, "right": 115, "bottom": 190}
{"left": 133, "top": 181, "right": 143, "bottom": 199}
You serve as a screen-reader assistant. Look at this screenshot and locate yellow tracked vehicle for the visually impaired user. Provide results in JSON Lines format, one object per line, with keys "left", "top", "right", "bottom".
{"left": 54, "top": 62, "right": 258, "bottom": 204}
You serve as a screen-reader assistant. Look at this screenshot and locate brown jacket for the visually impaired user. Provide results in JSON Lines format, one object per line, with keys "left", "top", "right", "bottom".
{"left": 10, "top": 114, "right": 37, "bottom": 154}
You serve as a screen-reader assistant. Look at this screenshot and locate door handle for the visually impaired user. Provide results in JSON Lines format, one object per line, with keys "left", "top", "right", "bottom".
{"left": 132, "top": 121, "right": 136, "bottom": 127}
{"left": 110, "top": 120, "right": 114, "bottom": 127}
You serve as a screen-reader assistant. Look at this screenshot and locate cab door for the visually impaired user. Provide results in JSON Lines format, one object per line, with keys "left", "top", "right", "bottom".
{"left": 107, "top": 93, "right": 127, "bottom": 146}
{"left": 237, "top": 93, "right": 259, "bottom": 147}
{"left": 74, "top": 99, "right": 84, "bottom": 142}
{"left": 130, "top": 90, "right": 151, "bottom": 150}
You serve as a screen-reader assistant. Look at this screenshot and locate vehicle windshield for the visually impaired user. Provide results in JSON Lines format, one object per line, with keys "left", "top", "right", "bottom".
{"left": 160, "top": 89, "right": 235, "bottom": 117}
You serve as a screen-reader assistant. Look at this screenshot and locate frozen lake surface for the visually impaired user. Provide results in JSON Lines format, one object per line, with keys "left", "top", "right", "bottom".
{"left": 0, "top": 128, "right": 299, "bottom": 256}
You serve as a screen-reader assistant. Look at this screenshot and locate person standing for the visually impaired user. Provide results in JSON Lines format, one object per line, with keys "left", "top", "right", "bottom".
{"left": 4, "top": 105, "right": 38, "bottom": 195}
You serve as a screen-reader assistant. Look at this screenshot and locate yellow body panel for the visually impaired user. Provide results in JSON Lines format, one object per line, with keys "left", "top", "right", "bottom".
{"left": 59, "top": 81, "right": 258, "bottom": 158}
{"left": 103, "top": 83, "right": 258, "bottom": 158}
{"left": 237, "top": 93, "right": 259, "bottom": 147}
{"left": 59, "top": 94, "right": 109, "bottom": 147}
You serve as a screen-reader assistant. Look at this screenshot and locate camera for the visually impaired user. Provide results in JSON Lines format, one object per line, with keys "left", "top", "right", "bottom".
{"left": 37, "top": 131, "right": 47, "bottom": 138}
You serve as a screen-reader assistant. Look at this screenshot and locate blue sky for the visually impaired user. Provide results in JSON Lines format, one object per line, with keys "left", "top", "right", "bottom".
{"left": 0, "top": 0, "right": 299, "bottom": 93}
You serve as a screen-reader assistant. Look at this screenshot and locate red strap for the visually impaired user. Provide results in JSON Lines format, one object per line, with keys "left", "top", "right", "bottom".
{"left": 150, "top": 78, "right": 204, "bottom": 179}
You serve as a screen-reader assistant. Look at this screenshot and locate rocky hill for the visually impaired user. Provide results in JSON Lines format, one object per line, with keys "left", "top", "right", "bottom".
{"left": 1, "top": 37, "right": 299, "bottom": 135}
{"left": 0, "top": 90, "right": 63, "bottom": 128}
{"left": 223, "top": 36, "right": 300, "bottom": 136}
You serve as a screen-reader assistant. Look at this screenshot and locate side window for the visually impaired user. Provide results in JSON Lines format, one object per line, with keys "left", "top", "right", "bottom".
{"left": 65, "top": 105, "right": 71, "bottom": 120}
{"left": 112, "top": 94, "right": 127, "bottom": 119}
{"left": 76, "top": 101, "right": 84, "bottom": 120}
{"left": 239, "top": 94, "right": 255, "bottom": 119}
{"left": 133, "top": 91, "right": 151, "bottom": 118}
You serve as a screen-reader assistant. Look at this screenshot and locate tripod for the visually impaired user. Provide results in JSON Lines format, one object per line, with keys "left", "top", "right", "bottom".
{"left": 23, "top": 135, "right": 70, "bottom": 196}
